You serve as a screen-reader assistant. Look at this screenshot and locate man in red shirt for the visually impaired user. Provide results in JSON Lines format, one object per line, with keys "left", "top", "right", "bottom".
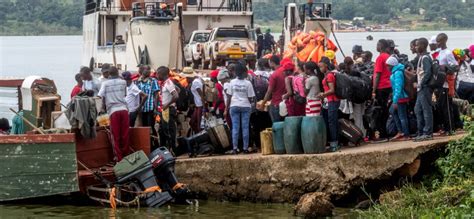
{"left": 70, "top": 73, "right": 83, "bottom": 98}
{"left": 372, "top": 39, "right": 392, "bottom": 141}
{"left": 210, "top": 68, "right": 225, "bottom": 117}
{"left": 258, "top": 55, "right": 286, "bottom": 122}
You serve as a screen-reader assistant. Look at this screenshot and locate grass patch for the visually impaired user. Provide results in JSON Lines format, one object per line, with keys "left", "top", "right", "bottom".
{"left": 357, "top": 120, "right": 474, "bottom": 218}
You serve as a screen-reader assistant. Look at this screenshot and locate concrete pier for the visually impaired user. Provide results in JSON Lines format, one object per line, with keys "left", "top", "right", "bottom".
{"left": 175, "top": 134, "right": 464, "bottom": 203}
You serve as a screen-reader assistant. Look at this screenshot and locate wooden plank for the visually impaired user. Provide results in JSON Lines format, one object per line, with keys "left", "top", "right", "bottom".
{"left": 0, "top": 134, "right": 75, "bottom": 144}
{"left": 0, "top": 141, "right": 79, "bottom": 201}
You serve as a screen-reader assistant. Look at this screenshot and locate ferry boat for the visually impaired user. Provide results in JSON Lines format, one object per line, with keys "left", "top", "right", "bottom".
{"left": 81, "top": 0, "right": 254, "bottom": 73}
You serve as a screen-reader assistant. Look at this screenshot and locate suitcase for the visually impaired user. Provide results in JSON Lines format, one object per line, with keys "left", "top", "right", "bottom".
{"left": 338, "top": 118, "right": 364, "bottom": 145}
{"left": 208, "top": 124, "right": 231, "bottom": 150}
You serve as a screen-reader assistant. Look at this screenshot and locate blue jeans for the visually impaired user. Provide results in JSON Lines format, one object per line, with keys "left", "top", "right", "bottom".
{"left": 269, "top": 104, "right": 283, "bottom": 123}
{"left": 390, "top": 102, "right": 409, "bottom": 137}
{"left": 230, "top": 106, "right": 251, "bottom": 150}
{"left": 327, "top": 101, "right": 340, "bottom": 143}
{"left": 415, "top": 87, "right": 433, "bottom": 136}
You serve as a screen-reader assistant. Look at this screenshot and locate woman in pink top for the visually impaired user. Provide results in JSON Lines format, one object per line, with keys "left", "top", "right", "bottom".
{"left": 283, "top": 62, "right": 306, "bottom": 116}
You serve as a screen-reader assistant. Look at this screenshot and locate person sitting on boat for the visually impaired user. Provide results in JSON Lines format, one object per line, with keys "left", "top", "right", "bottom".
{"left": 81, "top": 66, "right": 100, "bottom": 96}
{"left": 0, "top": 118, "right": 10, "bottom": 135}
{"left": 115, "top": 35, "right": 125, "bottom": 45}
{"left": 71, "top": 73, "right": 83, "bottom": 98}
{"left": 303, "top": 0, "right": 315, "bottom": 18}
{"left": 98, "top": 66, "right": 131, "bottom": 162}
{"left": 312, "top": 6, "right": 323, "bottom": 18}
{"left": 158, "top": 3, "right": 173, "bottom": 17}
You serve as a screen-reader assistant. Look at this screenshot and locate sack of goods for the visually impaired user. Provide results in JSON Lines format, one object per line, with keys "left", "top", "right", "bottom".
{"left": 260, "top": 128, "right": 274, "bottom": 155}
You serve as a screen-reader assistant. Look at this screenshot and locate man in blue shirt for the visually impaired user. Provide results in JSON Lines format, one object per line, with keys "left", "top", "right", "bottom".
{"left": 137, "top": 66, "right": 160, "bottom": 148}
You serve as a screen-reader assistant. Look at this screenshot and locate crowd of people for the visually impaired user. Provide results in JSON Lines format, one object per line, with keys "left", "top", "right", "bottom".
{"left": 67, "top": 32, "right": 474, "bottom": 160}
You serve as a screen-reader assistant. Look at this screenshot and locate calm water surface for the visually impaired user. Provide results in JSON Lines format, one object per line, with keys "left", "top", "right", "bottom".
{"left": 0, "top": 30, "right": 472, "bottom": 218}
{"left": 0, "top": 201, "right": 305, "bottom": 218}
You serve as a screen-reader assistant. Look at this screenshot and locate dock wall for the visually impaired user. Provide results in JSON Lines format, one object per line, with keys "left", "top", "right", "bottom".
{"left": 175, "top": 135, "right": 463, "bottom": 203}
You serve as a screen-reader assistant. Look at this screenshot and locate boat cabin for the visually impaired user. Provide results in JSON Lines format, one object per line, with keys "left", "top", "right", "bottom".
{"left": 81, "top": 0, "right": 253, "bottom": 72}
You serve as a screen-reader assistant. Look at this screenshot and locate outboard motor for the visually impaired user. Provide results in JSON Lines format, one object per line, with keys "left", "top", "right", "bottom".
{"left": 149, "top": 147, "right": 191, "bottom": 201}
{"left": 114, "top": 150, "right": 173, "bottom": 207}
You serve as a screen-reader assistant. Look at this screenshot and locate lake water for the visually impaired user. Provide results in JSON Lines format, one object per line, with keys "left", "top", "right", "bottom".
{"left": 0, "top": 200, "right": 308, "bottom": 219}
{"left": 0, "top": 30, "right": 473, "bottom": 218}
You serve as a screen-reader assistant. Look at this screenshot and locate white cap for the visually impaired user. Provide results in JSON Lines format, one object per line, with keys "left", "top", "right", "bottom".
{"left": 429, "top": 35, "right": 437, "bottom": 44}
{"left": 386, "top": 56, "right": 399, "bottom": 66}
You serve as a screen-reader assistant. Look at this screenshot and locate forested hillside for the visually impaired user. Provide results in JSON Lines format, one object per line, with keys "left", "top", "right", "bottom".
{"left": 255, "top": 0, "right": 474, "bottom": 29}
{"left": 0, "top": 0, "right": 84, "bottom": 35}
{"left": 0, "top": 0, "right": 473, "bottom": 35}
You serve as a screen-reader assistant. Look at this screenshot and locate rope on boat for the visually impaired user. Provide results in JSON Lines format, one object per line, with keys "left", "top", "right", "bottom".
{"left": 108, "top": 186, "right": 162, "bottom": 210}
{"left": 331, "top": 28, "right": 346, "bottom": 58}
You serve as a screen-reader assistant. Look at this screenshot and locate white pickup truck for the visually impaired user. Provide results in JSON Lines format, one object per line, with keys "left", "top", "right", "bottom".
{"left": 202, "top": 27, "right": 257, "bottom": 70}
{"left": 184, "top": 30, "right": 211, "bottom": 68}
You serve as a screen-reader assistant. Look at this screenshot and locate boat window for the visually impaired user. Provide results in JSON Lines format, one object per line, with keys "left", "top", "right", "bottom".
{"left": 215, "top": 29, "right": 248, "bottom": 39}
{"left": 193, "top": 33, "right": 210, "bottom": 42}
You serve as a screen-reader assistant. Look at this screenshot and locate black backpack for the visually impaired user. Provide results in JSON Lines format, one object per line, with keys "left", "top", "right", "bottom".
{"left": 332, "top": 72, "right": 353, "bottom": 100}
{"left": 429, "top": 59, "right": 446, "bottom": 89}
{"left": 172, "top": 79, "right": 192, "bottom": 111}
{"left": 350, "top": 72, "right": 372, "bottom": 104}
{"left": 251, "top": 75, "right": 269, "bottom": 101}
{"left": 418, "top": 55, "right": 445, "bottom": 89}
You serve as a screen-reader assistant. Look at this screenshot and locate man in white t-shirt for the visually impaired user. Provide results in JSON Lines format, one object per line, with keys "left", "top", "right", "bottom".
{"left": 122, "top": 71, "right": 147, "bottom": 127}
{"left": 157, "top": 66, "right": 179, "bottom": 149}
{"left": 181, "top": 67, "right": 205, "bottom": 133}
{"left": 435, "top": 33, "right": 460, "bottom": 134}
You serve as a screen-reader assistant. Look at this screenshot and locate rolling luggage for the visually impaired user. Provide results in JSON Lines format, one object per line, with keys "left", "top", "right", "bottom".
{"left": 338, "top": 118, "right": 364, "bottom": 145}
{"left": 180, "top": 131, "right": 214, "bottom": 157}
{"left": 207, "top": 124, "right": 231, "bottom": 151}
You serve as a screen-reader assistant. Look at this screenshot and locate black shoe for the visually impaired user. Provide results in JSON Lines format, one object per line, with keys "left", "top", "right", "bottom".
{"left": 232, "top": 149, "right": 239, "bottom": 155}
{"left": 243, "top": 150, "right": 250, "bottom": 154}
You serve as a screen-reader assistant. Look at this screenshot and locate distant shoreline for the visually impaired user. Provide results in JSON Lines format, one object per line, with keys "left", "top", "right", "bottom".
{"left": 0, "top": 29, "right": 474, "bottom": 37}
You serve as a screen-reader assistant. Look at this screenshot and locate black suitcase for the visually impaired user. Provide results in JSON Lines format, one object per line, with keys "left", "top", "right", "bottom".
{"left": 338, "top": 118, "right": 364, "bottom": 145}
{"left": 179, "top": 131, "right": 214, "bottom": 157}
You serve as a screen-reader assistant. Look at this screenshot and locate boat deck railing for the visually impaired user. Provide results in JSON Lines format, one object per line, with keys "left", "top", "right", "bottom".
{"left": 84, "top": 1, "right": 253, "bottom": 16}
